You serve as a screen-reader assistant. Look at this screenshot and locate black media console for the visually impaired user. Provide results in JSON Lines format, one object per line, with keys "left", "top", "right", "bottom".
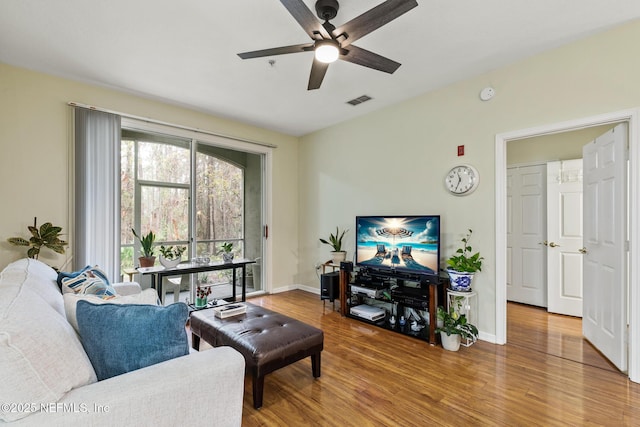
{"left": 339, "top": 262, "right": 446, "bottom": 345}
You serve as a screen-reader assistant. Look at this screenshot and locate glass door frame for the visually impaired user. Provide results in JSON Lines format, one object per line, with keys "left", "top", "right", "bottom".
{"left": 122, "top": 117, "right": 272, "bottom": 297}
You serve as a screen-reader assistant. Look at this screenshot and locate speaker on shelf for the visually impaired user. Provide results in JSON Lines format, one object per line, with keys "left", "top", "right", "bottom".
{"left": 340, "top": 261, "right": 353, "bottom": 273}
{"left": 320, "top": 271, "right": 340, "bottom": 302}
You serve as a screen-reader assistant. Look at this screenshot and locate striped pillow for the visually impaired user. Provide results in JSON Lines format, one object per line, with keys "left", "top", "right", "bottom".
{"left": 60, "top": 266, "right": 117, "bottom": 299}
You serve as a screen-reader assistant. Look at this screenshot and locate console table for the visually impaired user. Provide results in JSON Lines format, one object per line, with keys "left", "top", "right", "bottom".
{"left": 137, "top": 259, "right": 256, "bottom": 302}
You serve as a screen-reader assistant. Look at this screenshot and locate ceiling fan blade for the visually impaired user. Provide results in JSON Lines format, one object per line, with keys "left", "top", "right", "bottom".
{"left": 238, "top": 43, "right": 313, "bottom": 59}
{"left": 340, "top": 45, "right": 401, "bottom": 74}
{"left": 308, "top": 59, "right": 330, "bottom": 90}
{"left": 333, "top": 0, "right": 418, "bottom": 47}
{"left": 280, "top": 0, "right": 330, "bottom": 39}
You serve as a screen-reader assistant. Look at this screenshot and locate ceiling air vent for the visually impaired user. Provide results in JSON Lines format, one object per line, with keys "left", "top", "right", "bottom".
{"left": 347, "top": 95, "right": 372, "bottom": 106}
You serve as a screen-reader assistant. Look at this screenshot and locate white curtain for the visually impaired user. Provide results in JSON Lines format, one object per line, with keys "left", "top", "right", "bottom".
{"left": 74, "top": 108, "right": 121, "bottom": 281}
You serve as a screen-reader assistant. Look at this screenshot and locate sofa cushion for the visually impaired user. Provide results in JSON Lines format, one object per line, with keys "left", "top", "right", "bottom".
{"left": 0, "top": 259, "right": 97, "bottom": 422}
{"left": 77, "top": 301, "right": 189, "bottom": 381}
{"left": 63, "top": 288, "right": 159, "bottom": 333}
{"left": 60, "top": 266, "right": 117, "bottom": 299}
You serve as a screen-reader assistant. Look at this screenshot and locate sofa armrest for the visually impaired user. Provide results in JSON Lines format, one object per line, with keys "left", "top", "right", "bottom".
{"left": 13, "top": 347, "right": 245, "bottom": 427}
{"left": 112, "top": 281, "right": 142, "bottom": 296}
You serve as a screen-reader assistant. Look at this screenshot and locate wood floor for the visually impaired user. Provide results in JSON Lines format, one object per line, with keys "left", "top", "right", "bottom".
{"left": 198, "top": 290, "right": 640, "bottom": 426}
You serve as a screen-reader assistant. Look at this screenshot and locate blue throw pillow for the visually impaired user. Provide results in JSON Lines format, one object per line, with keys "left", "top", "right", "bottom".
{"left": 56, "top": 265, "right": 91, "bottom": 289}
{"left": 76, "top": 300, "right": 189, "bottom": 380}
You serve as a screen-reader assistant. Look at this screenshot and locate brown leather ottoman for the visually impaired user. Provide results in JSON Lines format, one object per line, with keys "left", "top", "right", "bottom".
{"left": 190, "top": 302, "right": 324, "bottom": 409}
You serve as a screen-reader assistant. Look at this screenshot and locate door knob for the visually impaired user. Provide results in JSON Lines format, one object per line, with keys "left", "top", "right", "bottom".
{"left": 579, "top": 247, "right": 587, "bottom": 254}
{"left": 540, "top": 241, "right": 548, "bottom": 246}
{"left": 548, "top": 242, "right": 560, "bottom": 248}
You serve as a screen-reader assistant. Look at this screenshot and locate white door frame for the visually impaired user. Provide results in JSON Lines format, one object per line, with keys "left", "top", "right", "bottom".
{"left": 495, "top": 109, "right": 640, "bottom": 382}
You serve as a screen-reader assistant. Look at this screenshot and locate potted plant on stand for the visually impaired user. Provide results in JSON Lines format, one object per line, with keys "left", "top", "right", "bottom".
{"left": 436, "top": 306, "right": 479, "bottom": 351}
{"left": 132, "top": 229, "right": 156, "bottom": 267}
{"left": 446, "top": 229, "right": 483, "bottom": 292}
{"left": 158, "top": 245, "right": 186, "bottom": 268}
{"left": 320, "top": 227, "right": 348, "bottom": 264}
{"left": 219, "top": 242, "right": 234, "bottom": 263}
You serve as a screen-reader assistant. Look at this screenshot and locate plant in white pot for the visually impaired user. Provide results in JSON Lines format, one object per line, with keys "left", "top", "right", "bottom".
{"left": 219, "top": 242, "right": 234, "bottom": 263}
{"left": 436, "top": 306, "right": 479, "bottom": 351}
{"left": 319, "top": 227, "right": 348, "bottom": 264}
{"left": 158, "top": 245, "right": 186, "bottom": 268}
{"left": 446, "top": 229, "right": 483, "bottom": 292}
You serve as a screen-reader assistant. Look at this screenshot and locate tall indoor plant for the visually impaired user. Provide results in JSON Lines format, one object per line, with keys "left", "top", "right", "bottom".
{"left": 320, "top": 227, "right": 348, "bottom": 264}
{"left": 132, "top": 228, "right": 156, "bottom": 267}
{"left": 7, "top": 217, "right": 68, "bottom": 261}
{"left": 446, "top": 229, "right": 483, "bottom": 292}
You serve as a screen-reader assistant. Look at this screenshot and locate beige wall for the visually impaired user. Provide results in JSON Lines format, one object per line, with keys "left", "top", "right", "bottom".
{"left": 299, "top": 19, "right": 640, "bottom": 338}
{"left": 507, "top": 124, "right": 615, "bottom": 165}
{"left": 0, "top": 63, "right": 299, "bottom": 289}
{"left": 4, "top": 18, "right": 640, "bottom": 338}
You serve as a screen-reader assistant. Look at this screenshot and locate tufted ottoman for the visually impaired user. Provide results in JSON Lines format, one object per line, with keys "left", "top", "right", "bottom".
{"left": 190, "top": 302, "right": 324, "bottom": 409}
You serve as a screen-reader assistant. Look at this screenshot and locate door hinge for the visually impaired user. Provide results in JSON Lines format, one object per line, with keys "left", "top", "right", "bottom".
{"left": 264, "top": 225, "right": 269, "bottom": 239}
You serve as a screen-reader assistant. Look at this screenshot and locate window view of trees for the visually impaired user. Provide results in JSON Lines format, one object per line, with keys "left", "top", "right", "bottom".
{"left": 120, "top": 132, "right": 244, "bottom": 272}
{"left": 196, "top": 151, "right": 243, "bottom": 258}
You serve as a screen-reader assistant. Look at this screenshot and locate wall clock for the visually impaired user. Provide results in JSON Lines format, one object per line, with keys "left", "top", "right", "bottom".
{"left": 445, "top": 164, "right": 479, "bottom": 195}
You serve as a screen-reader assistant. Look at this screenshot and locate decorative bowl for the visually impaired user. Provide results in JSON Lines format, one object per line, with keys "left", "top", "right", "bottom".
{"left": 159, "top": 256, "right": 181, "bottom": 269}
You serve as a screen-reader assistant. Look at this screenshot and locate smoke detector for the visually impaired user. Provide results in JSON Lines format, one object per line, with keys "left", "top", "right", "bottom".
{"left": 480, "top": 87, "right": 495, "bottom": 101}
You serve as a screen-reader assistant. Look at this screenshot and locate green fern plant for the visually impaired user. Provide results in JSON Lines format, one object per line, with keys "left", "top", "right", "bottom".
{"left": 7, "top": 217, "right": 68, "bottom": 260}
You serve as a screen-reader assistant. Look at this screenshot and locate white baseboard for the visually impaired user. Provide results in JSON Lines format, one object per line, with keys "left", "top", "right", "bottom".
{"left": 270, "top": 284, "right": 319, "bottom": 294}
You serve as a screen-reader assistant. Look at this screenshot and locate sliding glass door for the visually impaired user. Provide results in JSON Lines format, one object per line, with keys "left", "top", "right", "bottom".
{"left": 120, "top": 127, "right": 265, "bottom": 298}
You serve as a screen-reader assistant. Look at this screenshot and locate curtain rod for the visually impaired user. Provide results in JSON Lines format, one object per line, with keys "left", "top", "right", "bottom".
{"left": 67, "top": 101, "right": 277, "bottom": 149}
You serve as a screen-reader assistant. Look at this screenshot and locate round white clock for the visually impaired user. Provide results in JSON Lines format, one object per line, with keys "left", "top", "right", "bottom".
{"left": 445, "top": 164, "right": 479, "bottom": 195}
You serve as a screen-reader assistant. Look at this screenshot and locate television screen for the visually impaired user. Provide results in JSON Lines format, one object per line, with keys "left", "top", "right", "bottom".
{"left": 355, "top": 215, "right": 440, "bottom": 275}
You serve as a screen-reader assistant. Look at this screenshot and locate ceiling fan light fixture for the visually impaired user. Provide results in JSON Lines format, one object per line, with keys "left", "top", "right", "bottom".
{"left": 315, "top": 40, "right": 339, "bottom": 63}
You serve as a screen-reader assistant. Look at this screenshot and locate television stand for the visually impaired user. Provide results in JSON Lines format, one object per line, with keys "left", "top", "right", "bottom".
{"left": 338, "top": 263, "right": 446, "bottom": 344}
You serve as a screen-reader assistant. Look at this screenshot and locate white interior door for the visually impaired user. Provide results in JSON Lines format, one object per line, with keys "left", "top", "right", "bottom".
{"left": 507, "top": 164, "right": 547, "bottom": 307}
{"left": 583, "top": 123, "right": 628, "bottom": 371}
{"left": 547, "top": 159, "right": 584, "bottom": 317}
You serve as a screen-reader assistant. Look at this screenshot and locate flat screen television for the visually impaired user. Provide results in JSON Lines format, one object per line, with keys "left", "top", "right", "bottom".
{"left": 355, "top": 215, "right": 440, "bottom": 275}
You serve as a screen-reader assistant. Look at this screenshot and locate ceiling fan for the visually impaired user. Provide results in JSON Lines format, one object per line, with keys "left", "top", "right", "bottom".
{"left": 237, "top": 0, "right": 418, "bottom": 90}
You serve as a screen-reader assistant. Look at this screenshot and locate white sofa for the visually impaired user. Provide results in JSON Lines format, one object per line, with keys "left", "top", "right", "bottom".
{"left": 0, "top": 258, "right": 245, "bottom": 426}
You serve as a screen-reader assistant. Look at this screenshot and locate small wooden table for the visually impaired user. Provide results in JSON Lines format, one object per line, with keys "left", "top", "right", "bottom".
{"left": 122, "top": 267, "right": 139, "bottom": 282}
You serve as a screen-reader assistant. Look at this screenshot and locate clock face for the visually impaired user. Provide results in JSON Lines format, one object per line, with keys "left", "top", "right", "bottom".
{"left": 445, "top": 165, "right": 479, "bottom": 195}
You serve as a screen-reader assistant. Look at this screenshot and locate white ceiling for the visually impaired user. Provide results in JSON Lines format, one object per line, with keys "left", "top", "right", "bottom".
{"left": 1, "top": 1, "right": 640, "bottom": 136}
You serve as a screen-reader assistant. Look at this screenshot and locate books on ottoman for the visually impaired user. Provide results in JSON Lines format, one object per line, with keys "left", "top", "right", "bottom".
{"left": 213, "top": 303, "right": 247, "bottom": 319}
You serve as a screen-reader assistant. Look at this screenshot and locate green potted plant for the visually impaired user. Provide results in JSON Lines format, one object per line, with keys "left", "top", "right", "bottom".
{"left": 158, "top": 245, "right": 186, "bottom": 268}
{"left": 319, "top": 227, "right": 348, "bottom": 264}
{"left": 446, "top": 229, "right": 483, "bottom": 292}
{"left": 132, "top": 228, "right": 156, "bottom": 267}
{"left": 7, "top": 217, "right": 68, "bottom": 261}
{"left": 219, "top": 242, "right": 234, "bottom": 263}
{"left": 436, "top": 306, "right": 479, "bottom": 351}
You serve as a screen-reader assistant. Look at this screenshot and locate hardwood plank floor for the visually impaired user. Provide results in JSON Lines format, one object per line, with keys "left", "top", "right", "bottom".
{"left": 507, "top": 301, "right": 619, "bottom": 373}
{"left": 198, "top": 290, "right": 640, "bottom": 426}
